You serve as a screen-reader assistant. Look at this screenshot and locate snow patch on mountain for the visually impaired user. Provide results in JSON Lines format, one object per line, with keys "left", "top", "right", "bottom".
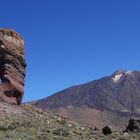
{"left": 112, "top": 73, "right": 123, "bottom": 82}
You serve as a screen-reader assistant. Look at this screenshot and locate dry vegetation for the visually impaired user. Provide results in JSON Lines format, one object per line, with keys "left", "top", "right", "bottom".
{"left": 0, "top": 102, "right": 139, "bottom": 140}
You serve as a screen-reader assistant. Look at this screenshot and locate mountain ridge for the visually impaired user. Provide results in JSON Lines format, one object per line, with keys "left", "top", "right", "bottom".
{"left": 31, "top": 70, "right": 140, "bottom": 129}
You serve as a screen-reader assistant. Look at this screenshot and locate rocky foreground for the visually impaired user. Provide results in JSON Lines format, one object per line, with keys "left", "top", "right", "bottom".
{"left": 0, "top": 102, "right": 139, "bottom": 140}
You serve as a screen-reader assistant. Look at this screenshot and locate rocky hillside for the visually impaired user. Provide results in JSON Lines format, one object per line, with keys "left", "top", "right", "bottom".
{"left": 0, "top": 101, "right": 140, "bottom": 140}
{"left": 32, "top": 70, "right": 140, "bottom": 129}
{"left": 0, "top": 102, "right": 97, "bottom": 140}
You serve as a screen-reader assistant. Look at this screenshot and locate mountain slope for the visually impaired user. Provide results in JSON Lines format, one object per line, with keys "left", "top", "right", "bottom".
{"left": 1, "top": 102, "right": 140, "bottom": 140}
{"left": 0, "top": 102, "right": 104, "bottom": 140}
{"left": 32, "top": 70, "right": 140, "bottom": 129}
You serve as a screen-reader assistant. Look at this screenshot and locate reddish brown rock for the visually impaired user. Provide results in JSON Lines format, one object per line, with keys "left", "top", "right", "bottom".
{"left": 0, "top": 29, "right": 26, "bottom": 105}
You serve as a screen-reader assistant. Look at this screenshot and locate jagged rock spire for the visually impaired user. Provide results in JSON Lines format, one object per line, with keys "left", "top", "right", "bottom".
{"left": 0, "top": 29, "right": 26, "bottom": 105}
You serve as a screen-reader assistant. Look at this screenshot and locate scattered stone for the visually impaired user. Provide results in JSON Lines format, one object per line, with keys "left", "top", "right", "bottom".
{"left": 94, "top": 126, "right": 99, "bottom": 131}
{"left": 123, "top": 132, "right": 130, "bottom": 137}
{"left": 68, "top": 124, "right": 72, "bottom": 127}
{"left": 53, "top": 127, "right": 70, "bottom": 136}
{"left": 80, "top": 127, "right": 85, "bottom": 131}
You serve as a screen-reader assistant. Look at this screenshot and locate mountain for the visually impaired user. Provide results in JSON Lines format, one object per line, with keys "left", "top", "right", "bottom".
{"left": 31, "top": 70, "right": 140, "bottom": 130}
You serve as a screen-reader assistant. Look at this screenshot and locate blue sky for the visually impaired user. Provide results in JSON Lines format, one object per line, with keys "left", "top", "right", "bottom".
{"left": 1, "top": 0, "right": 140, "bottom": 102}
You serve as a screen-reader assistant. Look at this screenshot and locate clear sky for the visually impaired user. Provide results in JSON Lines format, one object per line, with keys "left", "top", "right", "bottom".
{"left": 1, "top": 0, "right": 140, "bottom": 102}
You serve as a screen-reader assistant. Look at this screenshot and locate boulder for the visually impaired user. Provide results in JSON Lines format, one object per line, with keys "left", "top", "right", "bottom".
{"left": 126, "top": 118, "right": 140, "bottom": 132}
{"left": 0, "top": 29, "right": 26, "bottom": 105}
{"left": 102, "top": 126, "right": 112, "bottom": 135}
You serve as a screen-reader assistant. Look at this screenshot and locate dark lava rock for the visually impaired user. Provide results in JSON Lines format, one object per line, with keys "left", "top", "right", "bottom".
{"left": 102, "top": 126, "right": 112, "bottom": 135}
{"left": 94, "top": 126, "right": 99, "bottom": 131}
{"left": 126, "top": 118, "right": 140, "bottom": 132}
{"left": 0, "top": 29, "right": 26, "bottom": 105}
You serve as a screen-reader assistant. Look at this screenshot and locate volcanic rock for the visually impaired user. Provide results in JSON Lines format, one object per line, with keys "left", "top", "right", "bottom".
{"left": 126, "top": 118, "right": 140, "bottom": 132}
{"left": 102, "top": 126, "right": 112, "bottom": 135}
{"left": 0, "top": 29, "right": 26, "bottom": 105}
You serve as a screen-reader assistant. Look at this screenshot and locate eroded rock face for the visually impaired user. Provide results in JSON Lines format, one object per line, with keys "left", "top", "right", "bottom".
{"left": 0, "top": 29, "right": 26, "bottom": 105}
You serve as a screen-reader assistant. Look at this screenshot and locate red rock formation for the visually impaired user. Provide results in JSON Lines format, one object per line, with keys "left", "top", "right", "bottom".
{"left": 0, "top": 29, "right": 26, "bottom": 105}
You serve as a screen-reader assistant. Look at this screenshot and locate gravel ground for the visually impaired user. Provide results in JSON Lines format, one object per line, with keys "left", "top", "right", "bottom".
{"left": 0, "top": 102, "right": 139, "bottom": 140}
